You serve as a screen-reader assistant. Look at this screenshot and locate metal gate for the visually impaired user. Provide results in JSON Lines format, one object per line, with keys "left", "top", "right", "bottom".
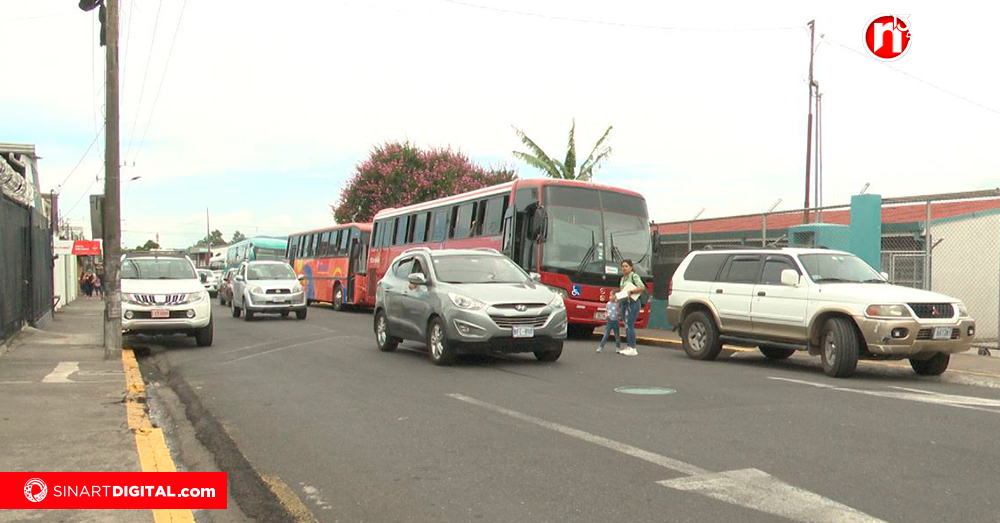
{"left": 881, "top": 251, "right": 925, "bottom": 289}
{"left": 1, "top": 194, "right": 53, "bottom": 344}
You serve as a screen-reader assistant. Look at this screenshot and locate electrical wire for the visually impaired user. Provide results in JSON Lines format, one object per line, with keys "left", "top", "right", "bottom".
{"left": 62, "top": 168, "right": 103, "bottom": 218}
{"left": 56, "top": 122, "right": 106, "bottom": 192}
{"left": 825, "top": 37, "right": 1000, "bottom": 116}
{"left": 124, "top": 0, "right": 164, "bottom": 162}
{"left": 439, "top": 0, "right": 805, "bottom": 33}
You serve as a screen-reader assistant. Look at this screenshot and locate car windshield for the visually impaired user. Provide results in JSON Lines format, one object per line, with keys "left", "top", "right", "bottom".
{"left": 433, "top": 255, "right": 528, "bottom": 284}
{"left": 248, "top": 264, "right": 296, "bottom": 280}
{"left": 122, "top": 258, "right": 197, "bottom": 280}
{"left": 541, "top": 186, "right": 651, "bottom": 278}
{"left": 799, "top": 254, "right": 884, "bottom": 283}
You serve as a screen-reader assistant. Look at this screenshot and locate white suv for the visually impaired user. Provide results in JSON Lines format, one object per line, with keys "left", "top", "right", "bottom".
{"left": 667, "top": 247, "right": 976, "bottom": 377}
{"left": 121, "top": 253, "right": 213, "bottom": 346}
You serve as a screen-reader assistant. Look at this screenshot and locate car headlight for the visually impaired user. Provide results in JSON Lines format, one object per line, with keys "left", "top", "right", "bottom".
{"left": 957, "top": 303, "right": 969, "bottom": 318}
{"left": 865, "top": 304, "right": 910, "bottom": 319}
{"left": 544, "top": 285, "right": 568, "bottom": 299}
{"left": 292, "top": 284, "right": 303, "bottom": 293}
{"left": 448, "top": 292, "right": 486, "bottom": 311}
{"left": 248, "top": 285, "right": 264, "bottom": 295}
{"left": 549, "top": 294, "right": 565, "bottom": 310}
{"left": 186, "top": 291, "right": 208, "bottom": 303}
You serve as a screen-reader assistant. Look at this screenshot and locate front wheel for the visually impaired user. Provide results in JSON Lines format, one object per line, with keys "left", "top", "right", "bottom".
{"left": 243, "top": 299, "right": 255, "bottom": 322}
{"left": 427, "top": 317, "right": 456, "bottom": 366}
{"left": 910, "top": 353, "right": 950, "bottom": 376}
{"left": 375, "top": 310, "right": 399, "bottom": 352}
{"left": 682, "top": 311, "right": 722, "bottom": 361}
{"left": 231, "top": 299, "right": 241, "bottom": 318}
{"left": 760, "top": 346, "right": 795, "bottom": 359}
{"left": 820, "top": 317, "right": 860, "bottom": 378}
{"left": 333, "top": 285, "right": 345, "bottom": 311}
{"left": 195, "top": 319, "right": 214, "bottom": 347}
{"left": 534, "top": 340, "right": 563, "bottom": 362}
{"left": 296, "top": 309, "right": 307, "bottom": 320}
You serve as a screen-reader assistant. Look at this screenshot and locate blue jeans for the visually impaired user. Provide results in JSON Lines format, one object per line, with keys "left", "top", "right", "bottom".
{"left": 624, "top": 299, "right": 641, "bottom": 348}
{"left": 599, "top": 311, "right": 621, "bottom": 349}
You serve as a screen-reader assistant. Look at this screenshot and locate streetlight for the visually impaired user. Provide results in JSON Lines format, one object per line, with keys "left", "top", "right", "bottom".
{"left": 763, "top": 199, "right": 782, "bottom": 246}
{"left": 688, "top": 208, "right": 705, "bottom": 252}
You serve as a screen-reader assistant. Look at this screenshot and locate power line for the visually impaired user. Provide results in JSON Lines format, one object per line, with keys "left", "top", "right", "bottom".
{"left": 825, "top": 37, "right": 1000, "bottom": 117}
{"left": 130, "top": 0, "right": 188, "bottom": 166}
{"left": 124, "top": 0, "right": 164, "bottom": 162}
{"left": 63, "top": 168, "right": 103, "bottom": 218}
{"left": 439, "top": 0, "right": 804, "bottom": 32}
{"left": 56, "top": 122, "right": 106, "bottom": 192}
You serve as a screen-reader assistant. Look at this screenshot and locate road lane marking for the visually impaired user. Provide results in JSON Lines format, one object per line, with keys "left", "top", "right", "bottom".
{"left": 221, "top": 333, "right": 333, "bottom": 354}
{"left": 448, "top": 393, "right": 707, "bottom": 475}
{"left": 448, "top": 393, "right": 885, "bottom": 522}
{"left": 769, "top": 377, "right": 1000, "bottom": 413}
{"left": 41, "top": 361, "right": 79, "bottom": 383}
{"left": 222, "top": 335, "right": 368, "bottom": 365}
{"left": 659, "top": 469, "right": 886, "bottom": 523}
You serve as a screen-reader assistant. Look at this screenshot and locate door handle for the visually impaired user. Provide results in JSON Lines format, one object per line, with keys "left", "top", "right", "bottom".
{"left": 715, "top": 289, "right": 724, "bottom": 294}
{"left": 757, "top": 291, "right": 766, "bottom": 297}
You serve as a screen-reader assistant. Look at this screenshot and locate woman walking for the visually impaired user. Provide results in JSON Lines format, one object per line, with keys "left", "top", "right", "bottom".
{"left": 618, "top": 259, "right": 644, "bottom": 356}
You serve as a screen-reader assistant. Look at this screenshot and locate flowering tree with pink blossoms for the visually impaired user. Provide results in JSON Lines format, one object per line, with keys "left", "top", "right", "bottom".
{"left": 333, "top": 142, "right": 516, "bottom": 223}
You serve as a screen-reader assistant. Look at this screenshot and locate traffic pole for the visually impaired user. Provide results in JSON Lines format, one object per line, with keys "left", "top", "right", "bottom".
{"left": 103, "top": 0, "right": 122, "bottom": 360}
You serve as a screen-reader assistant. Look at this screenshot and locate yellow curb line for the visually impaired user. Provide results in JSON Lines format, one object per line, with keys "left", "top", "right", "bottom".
{"left": 635, "top": 336, "right": 1000, "bottom": 379}
{"left": 122, "top": 349, "right": 196, "bottom": 523}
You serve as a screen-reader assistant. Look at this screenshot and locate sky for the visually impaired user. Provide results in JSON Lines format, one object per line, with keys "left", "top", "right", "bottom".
{"left": 1, "top": 0, "right": 997, "bottom": 248}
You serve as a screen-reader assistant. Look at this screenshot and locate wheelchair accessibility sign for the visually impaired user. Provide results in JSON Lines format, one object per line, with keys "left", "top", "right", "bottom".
{"left": 571, "top": 285, "right": 582, "bottom": 297}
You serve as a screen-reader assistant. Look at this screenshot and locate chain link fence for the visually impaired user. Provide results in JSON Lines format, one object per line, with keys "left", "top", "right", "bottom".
{"left": 652, "top": 191, "right": 1000, "bottom": 353}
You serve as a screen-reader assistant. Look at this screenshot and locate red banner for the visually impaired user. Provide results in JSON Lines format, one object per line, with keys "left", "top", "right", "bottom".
{"left": 0, "top": 472, "right": 226, "bottom": 509}
{"left": 71, "top": 240, "right": 102, "bottom": 256}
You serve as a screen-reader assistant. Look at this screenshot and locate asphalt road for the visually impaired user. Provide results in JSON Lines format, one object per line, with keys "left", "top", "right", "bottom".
{"left": 137, "top": 302, "right": 1000, "bottom": 523}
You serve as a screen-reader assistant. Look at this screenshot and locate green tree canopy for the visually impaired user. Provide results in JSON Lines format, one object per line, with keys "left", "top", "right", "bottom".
{"left": 512, "top": 119, "right": 613, "bottom": 181}
{"left": 333, "top": 141, "right": 516, "bottom": 223}
{"left": 231, "top": 230, "right": 246, "bottom": 243}
{"left": 193, "top": 229, "right": 226, "bottom": 248}
{"left": 134, "top": 239, "right": 160, "bottom": 251}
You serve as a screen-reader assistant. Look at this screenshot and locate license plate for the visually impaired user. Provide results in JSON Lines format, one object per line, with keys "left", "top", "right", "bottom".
{"left": 512, "top": 326, "right": 534, "bottom": 338}
{"left": 595, "top": 311, "right": 606, "bottom": 321}
{"left": 151, "top": 309, "right": 170, "bottom": 319}
{"left": 271, "top": 298, "right": 289, "bottom": 304}
{"left": 933, "top": 327, "right": 953, "bottom": 340}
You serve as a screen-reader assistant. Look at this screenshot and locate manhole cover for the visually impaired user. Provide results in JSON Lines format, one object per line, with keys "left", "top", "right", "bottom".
{"left": 615, "top": 386, "right": 676, "bottom": 395}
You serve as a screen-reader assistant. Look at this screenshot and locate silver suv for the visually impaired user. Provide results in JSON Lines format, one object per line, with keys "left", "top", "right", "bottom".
{"left": 230, "top": 261, "right": 308, "bottom": 321}
{"left": 667, "top": 247, "right": 976, "bottom": 377}
{"left": 374, "top": 248, "right": 568, "bottom": 365}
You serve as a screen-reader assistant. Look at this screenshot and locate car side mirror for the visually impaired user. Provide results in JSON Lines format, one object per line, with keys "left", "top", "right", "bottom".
{"left": 235, "top": 275, "right": 245, "bottom": 282}
{"left": 200, "top": 274, "right": 208, "bottom": 283}
{"left": 408, "top": 273, "right": 427, "bottom": 286}
{"left": 780, "top": 269, "right": 801, "bottom": 287}
{"left": 529, "top": 272, "right": 542, "bottom": 282}
{"left": 880, "top": 271, "right": 890, "bottom": 281}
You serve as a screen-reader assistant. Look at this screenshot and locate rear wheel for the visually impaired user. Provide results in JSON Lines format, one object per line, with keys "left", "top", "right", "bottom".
{"left": 231, "top": 299, "right": 241, "bottom": 318}
{"left": 333, "top": 285, "right": 345, "bottom": 311}
{"left": 760, "top": 346, "right": 795, "bottom": 359}
{"left": 910, "top": 353, "right": 950, "bottom": 376}
{"left": 682, "top": 311, "right": 723, "bottom": 361}
{"left": 427, "top": 317, "right": 456, "bottom": 366}
{"left": 375, "top": 310, "right": 399, "bottom": 352}
{"left": 534, "top": 340, "right": 563, "bottom": 362}
{"left": 296, "top": 309, "right": 307, "bottom": 320}
{"left": 820, "top": 317, "right": 860, "bottom": 378}
{"left": 195, "top": 319, "right": 214, "bottom": 347}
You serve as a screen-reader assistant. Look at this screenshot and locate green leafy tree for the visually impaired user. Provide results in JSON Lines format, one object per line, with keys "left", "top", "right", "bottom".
{"left": 193, "top": 229, "right": 226, "bottom": 248}
{"left": 231, "top": 230, "right": 246, "bottom": 243}
{"left": 134, "top": 239, "right": 160, "bottom": 251}
{"left": 512, "top": 119, "right": 613, "bottom": 181}
{"left": 333, "top": 141, "right": 517, "bottom": 223}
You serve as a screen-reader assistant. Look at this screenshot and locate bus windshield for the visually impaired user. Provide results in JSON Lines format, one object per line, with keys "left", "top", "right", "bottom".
{"left": 541, "top": 186, "right": 651, "bottom": 278}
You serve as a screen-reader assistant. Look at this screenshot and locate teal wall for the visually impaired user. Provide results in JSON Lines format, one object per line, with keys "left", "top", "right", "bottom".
{"left": 849, "top": 194, "right": 882, "bottom": 270}
{"left": 648, "top": 298, "right": 671, "bottom": 329}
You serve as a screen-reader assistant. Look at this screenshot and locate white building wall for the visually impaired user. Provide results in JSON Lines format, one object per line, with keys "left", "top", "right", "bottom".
{"left": 930, "top": 213, "right": 999, "bottom": 346}
{"left": 52, "top": 254, "right": 80, "bottom": 309}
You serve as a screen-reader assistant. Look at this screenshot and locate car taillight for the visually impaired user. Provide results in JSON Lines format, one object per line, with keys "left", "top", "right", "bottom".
{"left": 667, "top": 279, "right": 673, "bottom": 297}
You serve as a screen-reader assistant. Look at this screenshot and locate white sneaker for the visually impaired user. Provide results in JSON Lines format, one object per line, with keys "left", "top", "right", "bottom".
{"left": 623, "top": 347, "right": 639, "bottom": 356}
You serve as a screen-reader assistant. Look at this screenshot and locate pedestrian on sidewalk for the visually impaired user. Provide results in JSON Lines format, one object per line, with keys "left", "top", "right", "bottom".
{"left": 82, "top": 272, "right": 94, "bottom": 299}
{"left": 618, "top": 259, "right": 644, "bottom": 356}
{"left": 93, "top": 273, "right": 103, "bottom": 298}
{"left": 597, "top": 300, "right": 622, "bottom": 353}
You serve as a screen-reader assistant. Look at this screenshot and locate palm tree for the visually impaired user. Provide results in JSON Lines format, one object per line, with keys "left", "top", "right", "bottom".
{"left": 512, "top": 120, "right": 613, "bottom": 181}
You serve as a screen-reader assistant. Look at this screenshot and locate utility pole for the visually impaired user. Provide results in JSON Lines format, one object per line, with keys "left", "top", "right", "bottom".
{"left": 802, "top": 19, "right": 816, "bottom": 225}
{"left": 206, "top": 208, "right": 211, "bottom": 268}
{"left": 102, "top": 0, "right": 122, "bottom": 360}
{"left": 815, "top": 90, "right": 824, "bottom": 221}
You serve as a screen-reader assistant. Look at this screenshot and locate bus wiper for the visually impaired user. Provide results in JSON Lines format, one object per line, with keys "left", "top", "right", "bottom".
{"left": 576, "top": 232, "right": 597, "bottom": 277}
{"left": 609, "top": 232, "right": 624, "bottom": 263}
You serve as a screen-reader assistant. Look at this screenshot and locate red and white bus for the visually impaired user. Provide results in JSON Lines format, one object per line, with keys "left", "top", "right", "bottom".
{"left": 366, "top": 179, "right": 654, "bottom": 334}
{"left": 286, "top": 223, "right": 373, "bottom": 310}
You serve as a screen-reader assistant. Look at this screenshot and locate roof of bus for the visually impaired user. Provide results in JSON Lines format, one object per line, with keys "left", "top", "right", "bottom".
{"left": 230, "top": 237, "right": 288, "bottom": 249}
{"left": 371, "top": 178, "right": 647, "bottom": 220}
{"left": 290, "top": 222, "right": 373, "bottom": 236}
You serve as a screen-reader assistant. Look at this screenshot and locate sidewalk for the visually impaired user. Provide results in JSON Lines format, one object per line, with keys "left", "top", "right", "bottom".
{"left": 0, "top": 299, "right": 151, "bottom": 523}
{"left": 616, "top": 326, "right": 1000, "bottom": 380}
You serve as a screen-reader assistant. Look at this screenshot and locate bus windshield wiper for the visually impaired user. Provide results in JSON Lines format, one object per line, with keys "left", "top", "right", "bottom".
{"left": 576, "top": 232, "right": 597, "bottom": 277}
{"left": 609, "top": 232, "right": 624, "bottom": 264}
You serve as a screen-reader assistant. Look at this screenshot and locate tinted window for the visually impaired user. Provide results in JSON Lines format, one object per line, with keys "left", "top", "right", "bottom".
{"left": 413, "top": 213, "right": 429, "bottom": 243}
{"left": 393, "top": 258, "right": 413, "bottom": 279}
{"left": 545, "top": 186, "right": 600, "bottom": 208}
{"left": 760, "top": 257, "right": 799, "bottom": 285}
{"left": 724, "top": 255, "right": 762, "bottom": 284}
{"left": 430, "top": 210, "right": 447, "bottom": 242}
{"left": 340, "top": 228, "right": 351, "bottom": 251}
{"left": 433, "top": 255, "right": 528, "bottom": 284}
{"left": 320, "top": 232, "right": 330, "bottom": 256}
{"left": 411, "top": 258, "right": 425, "bottom": 276}
{"left": 683, "top": 253, "right": 728, "bottom": 282}
{"left": 453, "top": 203, "right": 474, "bottom": 239}
{"left": 394, "top": 216, "right": 409, "bottom": 245}
{"left": 601, "top": 190, "right": 647, "bottom": 217}
{"left": 122, "top": 258, "right": 197, "bottom": 280}
{"left": 371, "top": 223, "right": 380, "bottom": 248}
{"left": 381, "top": 219, "right": 395, "bottom": 248}
{"left": 482, "top": 196, "right": 506, "bottom": 236}
{"left": 248, "top": 263, "right": 296, "bottom": 280}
